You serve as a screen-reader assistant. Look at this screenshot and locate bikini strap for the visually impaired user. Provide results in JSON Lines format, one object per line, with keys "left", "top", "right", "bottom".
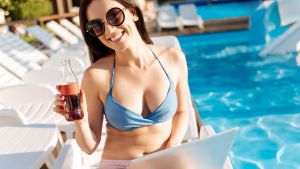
{"left": 148, "top": 46, "right": 171, "bottom": 80}
{"left": 109, "top": 59, "right": 116, "bottom": 94}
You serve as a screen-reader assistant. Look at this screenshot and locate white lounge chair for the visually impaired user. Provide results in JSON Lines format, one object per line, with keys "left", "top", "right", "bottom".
{"left": 22, "top": 68, "right": 62, "bottom": 87}
{"left": 0, "top": 30, "right": 48, "bottom": 64}
{"left": 53, "top": 139, "right": 83, "bottom": 169}
{"left": 0, "top": 124, "right": 61, "bottom": 169}
{"left": 46, "top": 20, "right": 79, "bottom": 45}
{"left": 72, "top": 16, "right": 80, "bottom": 26}
{"left": 157, "top": 5, "right": 183, "bottom": 31}
{"left": 27, "top": 25, "right": 64, "bottom": 51}
{"left": 0, "top": 31, "right": 45, "bottom": 78}
{"left": 151, "top": 35, "right": 182, "bottom": 51}
{"left": 0, "top": 108, "right": 26, "bottom": 126}
{"left": 0, "top": 66, "right": 23, "bottom": 88}
{"left": 27, "top": 25, "right": 90, "bottom": 67}
{"left": 59, "top": 19, "right": 84, "bottom": 40}
{"left": 0, "top": 84, "right": 75, "bottom": 139}
{"left": 178, "top": 4, "right": 204, "bottom": 28}
{"left": 42, "top": 56, "right": 86, "bottom": 76}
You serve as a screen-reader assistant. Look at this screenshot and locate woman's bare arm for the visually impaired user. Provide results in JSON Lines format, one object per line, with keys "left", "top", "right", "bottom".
{"left": 166, "top": 50, "right": 190, "bottom": 148}
{"left": 74, "top": 68, "right": 105, "bottom": 154}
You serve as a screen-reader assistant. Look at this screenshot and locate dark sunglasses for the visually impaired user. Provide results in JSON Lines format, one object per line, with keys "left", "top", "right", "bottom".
{"left": 86, "top": 7, "right": 126, "bottom": 37}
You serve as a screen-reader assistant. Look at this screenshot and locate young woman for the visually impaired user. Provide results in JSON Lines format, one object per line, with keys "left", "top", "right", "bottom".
{"left": 54, "top": 0, "right": 190, "bottom": 168}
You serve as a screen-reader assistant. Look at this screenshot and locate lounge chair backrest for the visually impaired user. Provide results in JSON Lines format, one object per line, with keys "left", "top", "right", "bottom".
{"left": 43, "top": 57, "right": 85, "bottom": 74}
{"left": 179, "top": 4, "right": 198, "bottom": 18}
{"left": 0, "top": 66, "right": 23, "bottom": 87}
{"left": 0, "top": 50, "right": 40, "bottom": 78}
{"left": 0, "top": 84, "right": 55, "bottom": 105}
{"left": 72, "top": 16, "right": 80, "bottom": 26}
{"left": 151, "top": 36, "right": 182, "bottom": 51}
{"left": 59, "top": 19, "right": 83, "bottom": 40}
{"left": 46, "top": 21, "right": 79, "bottom": 45}
{"left": 27, "top": 25, "right": 63, "bottom": 51}
{"left": 23, "top": 68, "right": 62, "bottom": 86}
{"left": 159, "top": 5, "right": 177, "bottom": 20}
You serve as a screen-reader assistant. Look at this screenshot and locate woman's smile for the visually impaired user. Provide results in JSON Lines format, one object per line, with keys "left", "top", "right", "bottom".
{"left": 108, "top": 31, "right": 125, "bottom": 42}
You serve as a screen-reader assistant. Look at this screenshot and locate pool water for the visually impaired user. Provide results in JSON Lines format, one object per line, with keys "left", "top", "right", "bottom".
{"left": 178, "top": 30, "right": 300, "bottom": 169}
{"left": 197, "top": 1, "right": 260, "bottom": 20}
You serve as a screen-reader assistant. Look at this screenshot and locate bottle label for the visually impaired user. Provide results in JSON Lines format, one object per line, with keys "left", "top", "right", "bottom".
{"left": 60, "top": 83, "right": 80, "bottom": 95}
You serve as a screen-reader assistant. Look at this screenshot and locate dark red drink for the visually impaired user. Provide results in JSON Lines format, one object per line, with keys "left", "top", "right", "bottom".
{"left": 60, "top": 83, "right": 84, "bottom": 121}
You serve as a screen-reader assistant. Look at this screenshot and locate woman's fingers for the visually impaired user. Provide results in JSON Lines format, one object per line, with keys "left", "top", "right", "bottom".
{"left": 53, "top": 94, "right": 66, "bottom": 116}
{"left": 53, "top": 106, "right": 65, "bottom": 116}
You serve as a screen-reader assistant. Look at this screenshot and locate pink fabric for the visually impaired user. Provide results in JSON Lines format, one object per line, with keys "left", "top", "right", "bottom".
{"left": 98, "top": 160, "right": 130, "bottom": 169}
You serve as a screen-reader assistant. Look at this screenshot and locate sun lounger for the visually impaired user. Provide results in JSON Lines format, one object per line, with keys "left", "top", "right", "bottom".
{"left": 157, "top": 5, "right": 183, "bottom": 31}
{"left": 0, "top": 31, "right": 45, "bottom": 78}
{"left": 0, "top": 84, "right": 75, "bottom": 139}
{"left": 0, "top": 124, "right": 60, "bottom": 169}
{"left": 27, "top": 25, "right": 90, "bottom": 67}
{"left": 27, "top": 25, "right": 63, "bottom": 51}
{"left": 151, "top": 35, "right": 182, "bottom": 51}
{"left": 0, "top": 30, "right": 48, "bottom": 64}
{"left": 0, "top": 108, "right": 26, "bottom": 126}
{"left": 42, "top": 56, "right": 86, "bottom": 76}
{"left": 22, "top": 68, "right": 62, "bottom": 87}
{"left": 0, "top": 66, "right": 23, "bottom": 87}
{"left": 46, "top": 20, "right": 79, "bottom": 45}
{"left": 72, "top": 16, "right": 80, "bottom": 26}
{"left": 178, "top": 4, "right": 204, "bottom": 28}
{"left": 59, "top": 19, "right": 84, "bottom": 40}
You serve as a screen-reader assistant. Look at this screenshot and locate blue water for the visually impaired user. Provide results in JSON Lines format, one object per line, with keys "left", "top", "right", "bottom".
{"left": 177, "top": 31, "right": 300, "bottom": 169}
{"left": 197, "top": 1, "right": 259, "bottom": 20}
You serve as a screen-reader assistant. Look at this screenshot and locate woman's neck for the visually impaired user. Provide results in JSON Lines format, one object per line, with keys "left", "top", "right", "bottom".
{"left": 114, "top": 39, "right": 153, "bottom": 70}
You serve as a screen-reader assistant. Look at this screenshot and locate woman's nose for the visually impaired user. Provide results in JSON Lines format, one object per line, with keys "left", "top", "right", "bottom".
{"left": 104, "top": 23, "right": 116, "bottom": 35}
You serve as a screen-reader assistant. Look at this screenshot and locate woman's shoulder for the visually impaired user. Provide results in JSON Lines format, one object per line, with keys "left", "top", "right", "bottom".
{"left": 150, "top": 44, "right": 186, "bottom": 66}
{"left": 82, "top": 55, "right": 114, "bottom": 83}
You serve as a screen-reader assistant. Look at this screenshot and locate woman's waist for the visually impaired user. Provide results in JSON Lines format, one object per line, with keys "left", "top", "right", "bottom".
{"left": 102, "top": 124, "right": 172, "bottom": 159}
{"left": 102, "top": 139, "right": 168, "bottom": 160}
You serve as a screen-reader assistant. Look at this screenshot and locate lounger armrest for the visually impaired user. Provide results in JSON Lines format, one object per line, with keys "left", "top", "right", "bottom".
{"left": 200, "top": 125, "right": 234, "bottom": 169}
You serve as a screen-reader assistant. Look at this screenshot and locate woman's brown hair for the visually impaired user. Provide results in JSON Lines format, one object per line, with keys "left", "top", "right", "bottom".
{"left": 79, "top": 0, "right": 153, "bottom": 63}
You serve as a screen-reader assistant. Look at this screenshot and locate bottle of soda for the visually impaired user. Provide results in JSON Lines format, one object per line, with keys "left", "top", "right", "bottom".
{"left": 59, "top": 58, "right": 84, "bottom": 121}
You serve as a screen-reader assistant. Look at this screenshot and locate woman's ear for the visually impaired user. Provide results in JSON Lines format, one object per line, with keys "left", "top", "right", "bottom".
{"left": 129, "top": 8, "right": 139, "bottom": 22}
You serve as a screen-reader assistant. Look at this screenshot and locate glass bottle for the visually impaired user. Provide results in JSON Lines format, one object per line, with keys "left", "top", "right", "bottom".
{"left": 59, "top": 58, "right": 84, "bottom": 121}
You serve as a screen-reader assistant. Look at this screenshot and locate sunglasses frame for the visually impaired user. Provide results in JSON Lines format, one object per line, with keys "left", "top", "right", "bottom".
{"left": 86, "top": 7, "right": 126, "bottom": 37}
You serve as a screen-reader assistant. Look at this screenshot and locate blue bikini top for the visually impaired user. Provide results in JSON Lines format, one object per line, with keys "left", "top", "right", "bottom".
{"left": 104, "top": 49, "right": 177, "bottom": 131}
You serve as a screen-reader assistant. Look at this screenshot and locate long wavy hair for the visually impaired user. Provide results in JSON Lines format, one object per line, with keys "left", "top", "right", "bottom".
{"left": 79, "top": 0, "right": 153, "bottom": 63}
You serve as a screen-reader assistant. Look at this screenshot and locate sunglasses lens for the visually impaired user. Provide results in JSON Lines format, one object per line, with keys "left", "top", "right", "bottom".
{"left": 107, "top": 8, "right": 125, "bottom": 26}
{"left": 87, "top": 20, "right": 104, "bottom": 37}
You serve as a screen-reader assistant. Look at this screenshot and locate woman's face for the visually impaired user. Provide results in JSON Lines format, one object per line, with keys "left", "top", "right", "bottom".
{"left": 86, "top": 0, "right": 139, "bottom": 51}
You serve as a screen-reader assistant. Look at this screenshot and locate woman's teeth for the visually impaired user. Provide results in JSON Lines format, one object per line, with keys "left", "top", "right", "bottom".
{"left": 110, "top": 32, "right": 123, "bottom": 42}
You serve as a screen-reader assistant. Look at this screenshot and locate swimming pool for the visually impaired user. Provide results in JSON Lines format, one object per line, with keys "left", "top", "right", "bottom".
{"left": 197, "top": 1, "right": 259, "bottom": 20}
{"left": 177, "top": 30, "right": 300, "bottom": 169}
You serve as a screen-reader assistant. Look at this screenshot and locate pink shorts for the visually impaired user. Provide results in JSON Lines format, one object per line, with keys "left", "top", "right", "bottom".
{"left": 98, "top": 160, "right": 130, "bottom": 169}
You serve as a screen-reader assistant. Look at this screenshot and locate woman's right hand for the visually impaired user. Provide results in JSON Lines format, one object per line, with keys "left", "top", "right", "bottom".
{"left": 53, "top": 85, "right": 66, "bottom": 116}
{"left": 53, "top": 86, "right": 88, "bottom": 123}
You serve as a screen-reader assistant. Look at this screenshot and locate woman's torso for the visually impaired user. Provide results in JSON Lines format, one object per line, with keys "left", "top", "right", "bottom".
{"left": 92, "top": 46, "right": 180, "bottom": 160}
